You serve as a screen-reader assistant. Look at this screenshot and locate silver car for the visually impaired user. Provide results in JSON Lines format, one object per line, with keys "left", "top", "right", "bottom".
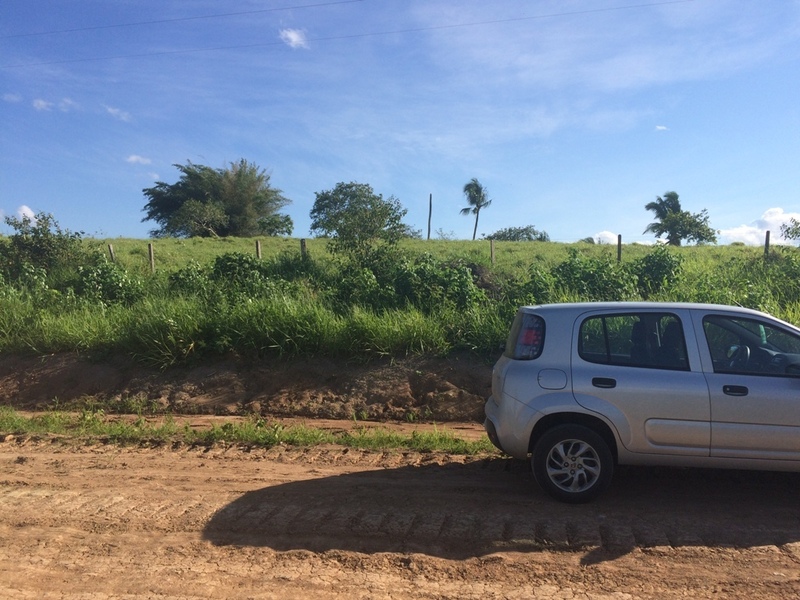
{"left": 484, "top": 302, "right": 800, "bottom": 502}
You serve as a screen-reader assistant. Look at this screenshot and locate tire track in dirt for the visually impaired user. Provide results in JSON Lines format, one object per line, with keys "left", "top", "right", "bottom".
{"left": 3, "top": 439, "right": 800, "bottom": 599}
{"left": 3, "top": 441, "right": 799, "bottom": 561}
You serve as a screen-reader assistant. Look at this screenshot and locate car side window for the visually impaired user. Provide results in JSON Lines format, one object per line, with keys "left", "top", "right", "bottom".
{"left": 579, "top": 313, "right": 689, "bottom": 371}
{"left": 703, "top": 315, "right": 800, "bottom": 376}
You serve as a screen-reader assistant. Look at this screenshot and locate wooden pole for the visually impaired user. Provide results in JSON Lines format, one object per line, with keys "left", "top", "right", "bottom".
{"left": 300, "top": 238, "right": 307, "bottom": 259}
{"left": 107, "top": 244, "right": 116, "bottom": 263}
{"left": 617, "top": 235, "right": 622, "bottom": 262}
{"left": 148, "top": 242, "right": 155, "bottom": 273}
{"left": 765, "top": 230, "right": 770, "bottom": 257}
{"left": 255, "top": 239, "right": 262, "bottom": 259}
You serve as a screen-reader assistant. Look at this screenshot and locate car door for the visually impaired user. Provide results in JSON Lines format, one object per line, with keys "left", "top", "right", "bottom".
{"left": 571, "top": 309, "right": 711, "bottom": 457}
{"left": 698, "top": 312, "right": 800, "bottom": 461}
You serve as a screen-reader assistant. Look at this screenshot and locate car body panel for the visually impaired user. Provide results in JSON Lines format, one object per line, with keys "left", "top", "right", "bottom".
{"left": 485, "top": 301, "right": 800, "bottom": 475}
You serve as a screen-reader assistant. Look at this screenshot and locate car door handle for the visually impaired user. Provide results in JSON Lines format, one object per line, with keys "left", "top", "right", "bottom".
{"left": 723, "top": 385, "right": 749, "bottom": 396}
{"left": 592, "top": 377, "right": 617, "bottom": 389}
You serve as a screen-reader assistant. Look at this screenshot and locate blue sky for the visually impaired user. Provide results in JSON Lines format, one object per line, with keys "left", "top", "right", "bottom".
{"left": 2, "top": 0, "right": 799, "bottom": 244}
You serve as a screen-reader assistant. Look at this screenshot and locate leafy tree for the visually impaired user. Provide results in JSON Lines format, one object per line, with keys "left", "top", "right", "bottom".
{"left": 309, "top": 182, "right": 410, "bottom": 261}
{"left": 781, "top": 218, "right": 800, "bottom": 243}
{"left": 142, "top": 159, "right": 293, "bottom": 238}
{"left": 643, "top": 191, "right": 717, "bottom": 246}
{"left": 484, "top": 225, "right": 550, "bottom": 242}
{"left": 0, "top": 212, "right": 90, "bottom": 285}
{"left": 170, "top": 199, "right": 229, "bottom": 239}
{"left": 460, "top": 178, "right": 491, "bottom": 240}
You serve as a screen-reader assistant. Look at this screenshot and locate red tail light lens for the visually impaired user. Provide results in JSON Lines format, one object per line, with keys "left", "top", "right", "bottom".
{"left": 508, "top": 313, "right": 545, "bottom": 360}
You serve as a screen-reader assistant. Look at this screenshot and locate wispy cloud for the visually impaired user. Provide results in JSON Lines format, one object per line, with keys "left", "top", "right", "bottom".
{"left": 655, "top": 125, "right": 669, "bottom": 131}
{"left": 415, "top": 3, "right": 799, "bottom": 94}
{"left": 279, "top": 28, "right": 309, "bottom": 49}
{"left": 126, "top": 155, "right": 152, "bottom": 165}
{"left": 3, "top": 93, "right": 22, "bottom": 103}
{"left": 31, "top": 97, "right": 78, "bottom": 112}
{"left": 59, "top": 98, "right": 79, "bottom": 112}
{"left": 33, "top": 99, "right": 53, "bottom": 111}
{"left": 720, "top": 208, "right": 800, "bottom": 245}
{"left": 104, "top": 105, "right": 132, "bottom": 122}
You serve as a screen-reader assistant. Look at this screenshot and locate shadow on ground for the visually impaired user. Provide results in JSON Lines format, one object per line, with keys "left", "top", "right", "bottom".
{"left": 203, "top": 457, "right": 800, "bottom": 561}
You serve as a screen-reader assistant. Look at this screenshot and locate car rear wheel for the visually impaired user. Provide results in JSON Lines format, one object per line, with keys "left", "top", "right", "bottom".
{"left": 532, "top": 424, "right": 614, "bottom": 503}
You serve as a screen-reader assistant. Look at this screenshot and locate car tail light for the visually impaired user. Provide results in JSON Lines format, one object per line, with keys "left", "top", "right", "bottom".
{"left": 509, "top": 313, "right": 545, "bottom": 360}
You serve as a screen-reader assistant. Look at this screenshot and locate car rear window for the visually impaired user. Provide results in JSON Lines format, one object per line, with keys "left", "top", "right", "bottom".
{"left": 505, "top": 312, "right": 545, "bottom": 360}
{"left": 578, "top": 312, "right": 689, "bottom": 370}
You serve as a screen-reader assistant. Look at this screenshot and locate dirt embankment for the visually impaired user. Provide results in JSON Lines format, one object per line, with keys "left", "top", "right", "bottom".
{"left": 0, "top": 352, "right": 493, "bottom": 422}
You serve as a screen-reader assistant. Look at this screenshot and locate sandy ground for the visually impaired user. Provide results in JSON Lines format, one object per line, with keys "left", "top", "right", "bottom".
{"left": 2, "top": 353, "right": 800, "bottom": 598}
{"left": 2, "top": 434, "right": 800, "bottom": 599}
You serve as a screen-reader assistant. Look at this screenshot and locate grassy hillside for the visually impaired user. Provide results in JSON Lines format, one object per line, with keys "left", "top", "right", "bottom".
{"left": 1, "top": 235, "right": 798, "bottom": 368}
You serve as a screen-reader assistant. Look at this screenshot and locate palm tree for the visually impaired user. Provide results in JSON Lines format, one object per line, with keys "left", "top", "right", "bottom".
{"left": 460, "top": 178, "right": 491, "bottom": 240}
{"left": 643, "top": 191, "right": 682, "bottom": 246}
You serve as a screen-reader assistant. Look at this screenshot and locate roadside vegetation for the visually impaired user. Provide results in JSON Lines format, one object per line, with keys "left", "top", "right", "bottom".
{"left": 1, "top": 212, "right": 799, "bottom": 370}
{"left": 0, "top": 406, "right": 496, "bottom": 455}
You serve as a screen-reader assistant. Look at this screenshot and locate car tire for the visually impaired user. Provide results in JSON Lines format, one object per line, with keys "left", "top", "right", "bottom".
{"left": 532, "top": 424, "right": 614, "bottom": 503}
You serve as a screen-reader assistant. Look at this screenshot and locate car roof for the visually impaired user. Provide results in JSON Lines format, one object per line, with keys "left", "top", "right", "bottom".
{"left": 517, "top": 303, "right": 800, "bottom": 333}
{"left": 520, "top": 301, "right": 766, "bottom": 316}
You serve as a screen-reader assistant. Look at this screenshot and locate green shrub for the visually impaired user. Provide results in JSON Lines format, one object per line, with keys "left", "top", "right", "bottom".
{"left": 0, "top": 212, "right": 95, "bottom": 291}
{"left": 77, "top": 260, "right": 145, "bottom": 305}
{"left": 168, "top": 260, "right": 211, "bottom": 296}
{"left": 551, "top": 248, "right": 637, "bottom": 301}
{"left": 633, "top": 245, "right": 684, "bottom": 299}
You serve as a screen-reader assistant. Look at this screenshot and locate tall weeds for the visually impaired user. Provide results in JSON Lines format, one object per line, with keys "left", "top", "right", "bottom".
{"left": 1, "top": 236, "right": 798, "bottom": 368}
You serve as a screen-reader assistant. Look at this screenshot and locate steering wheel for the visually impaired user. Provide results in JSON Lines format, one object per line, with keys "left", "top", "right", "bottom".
{"left": 727, "top": 344, "right": 750, "bottom": 371}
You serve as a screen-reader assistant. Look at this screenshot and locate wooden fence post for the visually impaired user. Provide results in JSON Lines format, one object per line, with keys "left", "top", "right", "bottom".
{"left": 300, "top": 238, "right": 307, "bottom": 259}
{"left": 617, "top": 235, "right": 622, "bottom": 262}
{"left": 427, "top": 193, "right": 432, "bottom": 241}
{"left": 148, "top": 242, "right": 155, "bottom": 274}
{"left": 255, "top": 239, "right": 262, "bottom": 259}
{"left": 765, "top": 230, "right": 770, "bottom": 257}
{"left": 107, "top": 244, "right": 116, "bottom": 263}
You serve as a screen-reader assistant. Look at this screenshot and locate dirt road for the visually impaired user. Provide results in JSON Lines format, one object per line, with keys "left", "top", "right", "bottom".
{"left": 2, "top": 433, "right": 800, "bottom": 599}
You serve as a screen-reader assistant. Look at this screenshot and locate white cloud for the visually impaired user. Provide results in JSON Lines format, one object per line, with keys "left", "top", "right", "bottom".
{"left": 655, "top": 125, "right": 669, "bottom": 131}
{"left": 594, "top": 231, "right": 619, "bottom": 244}
{"left": 126, "top": 155, "right": 152, "bottom": 165}
{"left": 719, "top": 208, "right": 800, "bottom": 245}
{"left": 104, "top": 105, "right": 132, "bottom": 122}
{"left": 3, "top": 93, "right": 22, "bottom": 103}
{"left": 279, "top": 28, "right": 309, "bottom": 49}
{"left": 33, "top": 99, "right": 53, "bottom": 111}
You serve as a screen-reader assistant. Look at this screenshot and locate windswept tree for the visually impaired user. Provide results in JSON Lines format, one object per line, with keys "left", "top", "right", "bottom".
{"left": 461, "top": 178, "right": 491, "bottom": 240}
{"left": 309, "top": 182, "right": 410, "bottom": 262}
{"left": 643, "top": 191, "right": 716, "bottom": 246}
{"left": 142, "top": 159, "right": 293, "bottom": 238}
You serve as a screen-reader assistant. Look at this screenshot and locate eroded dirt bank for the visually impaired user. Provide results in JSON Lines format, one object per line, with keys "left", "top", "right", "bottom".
{"left": 0, "top": 353, "right": 492, "bottom": 422}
